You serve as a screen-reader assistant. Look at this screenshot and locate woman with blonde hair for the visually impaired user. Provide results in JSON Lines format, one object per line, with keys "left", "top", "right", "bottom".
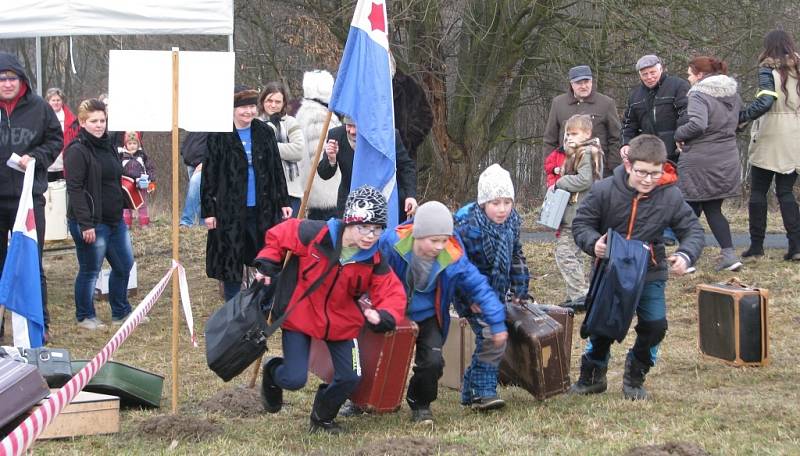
{"left": 64, "top": 99, "right": 134, "bottom": 330}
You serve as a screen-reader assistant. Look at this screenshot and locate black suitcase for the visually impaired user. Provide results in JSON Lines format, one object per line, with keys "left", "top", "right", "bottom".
{"left": 697, "top": 280, "right": 769, "bottom": 366}
{"left": 498, "top": 302, "right": 571, "bottom": 400}
{"left": 205, "top": 282, "right": 272, "bottom": 382}
{"left": 0, "top": 358, "right": 50, "bottom": 431}
{"left": 21, "top": 347, "right": 72, "bottom": 388}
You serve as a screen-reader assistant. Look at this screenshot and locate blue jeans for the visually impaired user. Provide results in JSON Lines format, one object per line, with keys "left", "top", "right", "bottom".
{"left": 180, "top": 166, "right": 203, "bottom": 226}
{"left": 585, "top": 280, "right": 667, "bottom": 366}
{"left": 69, "top": 220, "right": 134, "bottom": 321}
{"left": 289, "top": 196, "right": 301, "bottom": 218}
{"left": 274, "top": 329, "right": 360, "bottom": 414}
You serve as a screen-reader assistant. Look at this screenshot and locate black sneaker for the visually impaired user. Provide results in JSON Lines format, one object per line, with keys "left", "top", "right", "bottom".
{"left": 260, "top": 357, "right": 283, "bottom": 413}
{"left": 309, "top": 416, "right": 343, "bottom": 435}
{"left": 411, "top": 407, "right": 434, "bottom": 425}
{"left": 471, "top": 396, "right": 505, "bottom": 411}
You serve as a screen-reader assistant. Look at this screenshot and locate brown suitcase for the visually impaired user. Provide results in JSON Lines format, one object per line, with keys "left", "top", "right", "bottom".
{"left": 498, "top": 302, "right": 571, "bottom": 400}
{"left": 0, "top": 358, "right": 50, "bottom": 432}
{"left": 697, "top": 280, "right": 769, "bottom": 367}
{"left": 539, "top": 304, "right": 575, "bottom": 368}
{"left": 309, "top": 318, "right": 418, "bottom": 413}
{"left": 439, "top": 312, "right": 475, "bottom": 390}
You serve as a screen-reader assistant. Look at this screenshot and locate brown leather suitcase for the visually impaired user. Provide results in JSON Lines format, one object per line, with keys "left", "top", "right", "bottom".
{"left": 697, "top": 280, "right": 769, "bottom": 367}
{"left": 439, "top": 312, "right": 475, "bottom": 390}
{"left": 498, "top": 302, "right": 571, "bottom": 400}
{"left": 539, "top": 304, "right": 575, "bottom": 366}
{"left": 309, "top": 318, "right": 418, "bottom": 413}
{"left": 0, "top": 358, "right": 50, "bottom": 433}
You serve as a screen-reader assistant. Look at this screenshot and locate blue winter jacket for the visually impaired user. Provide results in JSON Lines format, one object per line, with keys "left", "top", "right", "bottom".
{"left": 378, "top": 222, "right": 507, "bottom": 340}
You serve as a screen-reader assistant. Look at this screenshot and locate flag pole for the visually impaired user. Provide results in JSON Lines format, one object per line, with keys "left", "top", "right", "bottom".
{"left": 170, "top": 47, "right": 181, "bottom": 413}
{"left": 247, "top": 110, "right": 334, "bottom": 388}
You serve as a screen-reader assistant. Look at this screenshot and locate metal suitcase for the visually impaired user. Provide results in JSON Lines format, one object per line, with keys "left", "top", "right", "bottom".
{"left": 537, "top": 188, "right": 570, "bottom": 229}
{"left": 0, "top": 358, "right": 50, "bottom": 431}
{"left": 697, "top": 280, "right": 769, "bottom": 367}
{"left": 498, "top": 302, "right": 571, "bottom": 400}
{"left": 20, "top": 347, "right": 73, "bottom": 388}
{"left": 440, "top": 312, "right": 475, "bottom": 390}
{"left": 72, "top": 360, "right": 164, "bottom": 408}
{"left": 309, "top": 318, "right": 418, "bottom": 413}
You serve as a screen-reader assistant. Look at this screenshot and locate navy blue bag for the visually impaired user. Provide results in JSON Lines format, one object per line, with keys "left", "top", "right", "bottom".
{"left": 580, "top": 229, "right": 650, "bottom": 342}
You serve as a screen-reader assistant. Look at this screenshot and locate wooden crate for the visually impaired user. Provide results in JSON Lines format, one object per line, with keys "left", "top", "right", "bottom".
{"left": 38, "top": 391, "right": 120, "bottom": 440}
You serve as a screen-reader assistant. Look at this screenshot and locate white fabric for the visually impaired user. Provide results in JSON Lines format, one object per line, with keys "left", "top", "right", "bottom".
{"left": 0, "top": 0, "right": 233, "bottom": 38}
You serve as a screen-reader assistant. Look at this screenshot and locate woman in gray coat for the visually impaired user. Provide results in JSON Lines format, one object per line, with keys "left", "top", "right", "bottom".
{"left": 674, "top": 56, "right": 743, "bottom": 271}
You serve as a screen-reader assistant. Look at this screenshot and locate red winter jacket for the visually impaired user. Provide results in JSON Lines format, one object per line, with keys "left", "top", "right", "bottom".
{"left": 255, "top": 218, "right": 407, "bottom": 341}
{"left": 544, "top": 147, "right": 566, "bottom": 188}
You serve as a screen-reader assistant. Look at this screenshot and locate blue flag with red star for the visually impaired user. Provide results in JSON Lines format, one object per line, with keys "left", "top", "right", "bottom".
{"left": 0, "top": 160, "right": 45, "bottom": 348}
{"left": 329, "top": 0, "right": 399, "bottom": 226}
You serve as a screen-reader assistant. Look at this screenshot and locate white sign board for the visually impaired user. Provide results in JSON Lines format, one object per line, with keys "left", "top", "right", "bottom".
{"left": 107, "top": 50, "right": 234, "bottom": 132}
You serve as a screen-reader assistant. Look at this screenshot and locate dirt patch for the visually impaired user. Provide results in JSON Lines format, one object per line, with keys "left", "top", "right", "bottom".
{"left": 354, "top": 437, "right": 473, "bottom": 456}
{"left": 137, "top": 415, "right": 220, "bottom": 443}
{"left": 626, "top": 442, "right": 709, "bottom": 456}
{"left": 200, "top": 386, "right": 264, "bottom": 417}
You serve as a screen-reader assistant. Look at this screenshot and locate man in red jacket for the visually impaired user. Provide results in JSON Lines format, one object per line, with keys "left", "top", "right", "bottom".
{"left": 253, "top": 185, "right": 406, "bottom": 434}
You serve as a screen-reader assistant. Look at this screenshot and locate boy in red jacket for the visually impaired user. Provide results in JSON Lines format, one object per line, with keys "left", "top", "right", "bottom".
{"left": 544, "top": 145, "right": 566, "bottom": 188}
{"left": 253, "top": 185, "right": 406, "bottom": 434}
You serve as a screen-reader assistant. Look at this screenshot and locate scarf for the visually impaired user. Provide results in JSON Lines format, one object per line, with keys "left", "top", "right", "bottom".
{"left": 471, "top": 203, "right": 520, "bottom": 295}
{"left": 268, "top": 114, "right": 300, "bottom": 182}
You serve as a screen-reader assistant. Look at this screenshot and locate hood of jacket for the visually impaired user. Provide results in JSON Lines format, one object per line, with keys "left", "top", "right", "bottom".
{"left": 390, "top": 222, "right": 464, "bottom": 271}
{"left": 689, "top": 74, "right": 738, "bottom": 99}
{"left": 0, "top": 52, "right": 30, "bottom": 85}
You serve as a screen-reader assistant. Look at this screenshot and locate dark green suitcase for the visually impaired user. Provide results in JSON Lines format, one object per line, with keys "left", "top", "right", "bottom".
{"left": 71, "top": 360, "right": 163, "bottom": 408}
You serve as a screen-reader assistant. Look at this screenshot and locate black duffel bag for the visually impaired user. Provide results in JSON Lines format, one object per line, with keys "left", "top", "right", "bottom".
{"left": 205, "top": 281, "right": 273, "bottom": 382}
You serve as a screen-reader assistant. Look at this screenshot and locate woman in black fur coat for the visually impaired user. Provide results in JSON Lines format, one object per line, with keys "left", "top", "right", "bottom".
{"left": 201, "top": 86, "right": 291, "bottom": 300}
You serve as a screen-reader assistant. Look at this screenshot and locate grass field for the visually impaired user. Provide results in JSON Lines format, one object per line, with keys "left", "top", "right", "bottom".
{"left": 14, "top": 215, "right": 800, "bottom": 455}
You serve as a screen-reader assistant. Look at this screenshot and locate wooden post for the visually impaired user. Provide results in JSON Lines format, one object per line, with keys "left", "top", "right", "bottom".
{"left": 246, "top": 110, "right": 334, "bottom": 388}
{"left": 170, "top": 47, "right": 180, "bottom": 413}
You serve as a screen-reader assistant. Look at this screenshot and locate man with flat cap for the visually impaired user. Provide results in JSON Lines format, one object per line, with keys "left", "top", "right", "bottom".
{"left": 621, "top": 55, "right": 689, "bottom": 165}
{"left": 543, "top": 65, "right": 622, "bottom": 177}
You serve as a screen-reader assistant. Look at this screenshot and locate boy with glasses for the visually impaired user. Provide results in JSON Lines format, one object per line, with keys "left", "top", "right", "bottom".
{"left": 569, "top": 134, "right": 704, "bottom": 400}
{"left": 253, "top": 185, "right": 406, "bottom": 434}
{"left": 379, "top": 201, "right": 508, "bottom": 424}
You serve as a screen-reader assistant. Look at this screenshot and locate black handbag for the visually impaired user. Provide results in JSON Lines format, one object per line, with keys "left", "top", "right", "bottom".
{"left": 20, "top": 347, "right": 73, "bottom": 388}
{"left": 205, "top": 281, "right": 273, "bottom": 382}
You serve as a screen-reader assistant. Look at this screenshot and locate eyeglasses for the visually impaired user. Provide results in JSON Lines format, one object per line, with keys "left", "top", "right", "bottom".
{"left": 0, "top": 76, "right": 20, "bottom": 83}
{"left": 355, "top": 225, "right": 384, "bottom": 237}
{"left": 632, "top": 168, "right": 664, "bottom": 180}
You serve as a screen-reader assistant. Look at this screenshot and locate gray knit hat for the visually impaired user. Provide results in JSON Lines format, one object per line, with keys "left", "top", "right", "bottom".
{"left": 477, "top": 164, "right": 515, "bottom": 205}
{"left": 412, "top": 201, "right": 453, "bottom": 238}
{"left": 343, "top": 185, "right": 388, "bottom": 227}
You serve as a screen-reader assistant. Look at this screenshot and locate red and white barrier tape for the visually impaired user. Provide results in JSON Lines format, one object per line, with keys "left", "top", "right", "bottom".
{"left": 1, "top": 261, "right": 196, "bottom": 456}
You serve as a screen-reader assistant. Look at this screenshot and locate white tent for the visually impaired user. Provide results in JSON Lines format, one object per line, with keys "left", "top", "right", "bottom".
{"left": 0, "top": 0, "right": 233, "bottom": 38}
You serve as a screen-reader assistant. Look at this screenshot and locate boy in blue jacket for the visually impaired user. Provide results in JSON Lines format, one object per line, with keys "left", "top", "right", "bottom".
{"left": 454, "top": 164, "right": 530, "bottom": 411}
{"left": 379, "top": 201, "right": 508, "bottom": 424}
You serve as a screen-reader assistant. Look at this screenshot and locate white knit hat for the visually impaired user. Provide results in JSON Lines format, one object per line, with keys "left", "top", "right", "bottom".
{"left": 477, "top": 164, "right": 515, "bottom": 205}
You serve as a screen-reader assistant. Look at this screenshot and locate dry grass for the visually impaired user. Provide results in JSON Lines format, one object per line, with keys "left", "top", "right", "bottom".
{"left": 21, "top": 219, "right": 800, "bottom": 455}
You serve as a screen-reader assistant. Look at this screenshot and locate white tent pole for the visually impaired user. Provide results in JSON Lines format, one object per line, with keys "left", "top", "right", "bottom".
{"left": 35, "top": 37, "right": 42, "bottom": 96}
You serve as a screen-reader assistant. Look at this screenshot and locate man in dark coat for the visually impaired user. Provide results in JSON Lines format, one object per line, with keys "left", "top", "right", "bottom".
{"left": 317, "top": 117, "right": 418, "bottom": 222}
{"left": 0, "top": 52, "right": 62, "bottom": 341}
{"left": 621, "top": 55, "right": 690, "bottom": 164}
{"left": 543, "top": 65, "right": 622, "bottom": 177}
{"left": 393, "top": 69, "right": 433, "bottom": 161}
{"left": 201, "top": 87, "right": 290, "bottom": 299}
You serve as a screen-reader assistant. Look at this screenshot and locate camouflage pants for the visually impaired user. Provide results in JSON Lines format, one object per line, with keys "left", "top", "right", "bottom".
{"left": 555, "top": 227, "right": 588, "bottom": 301}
